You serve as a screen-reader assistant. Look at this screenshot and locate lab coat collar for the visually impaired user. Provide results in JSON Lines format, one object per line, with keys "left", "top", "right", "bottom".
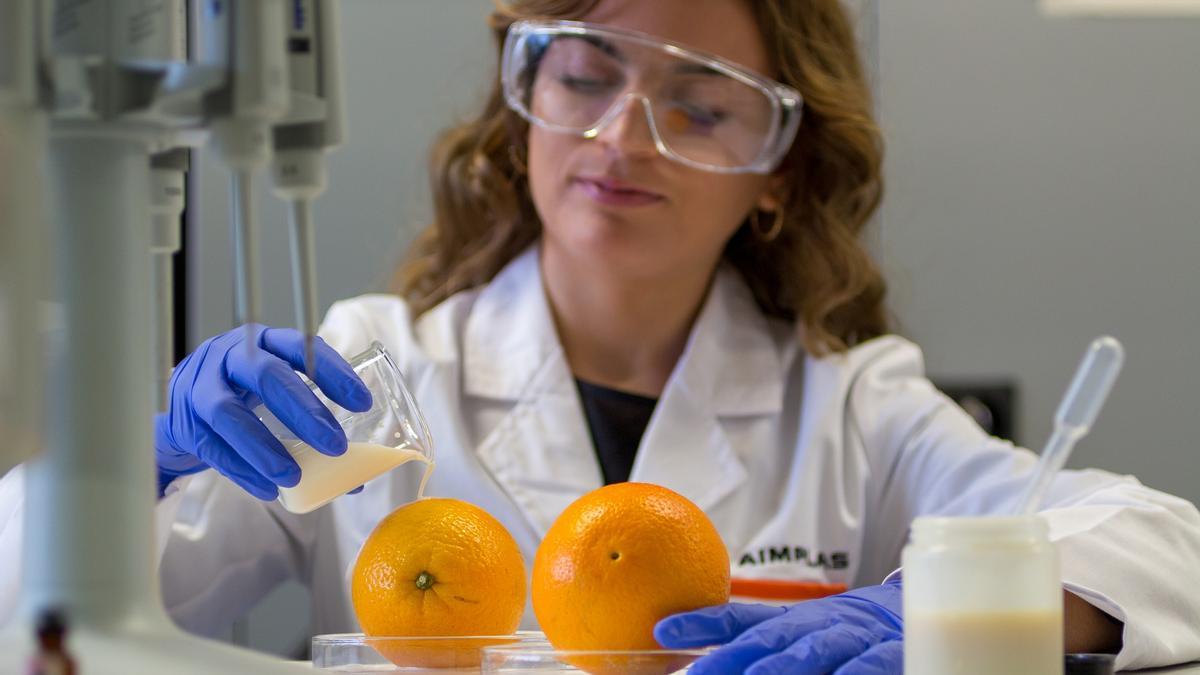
{"left": 463, "top": 246, "right": 565, "bottom": 400}
{"left": 463, "top": 245, "right": 786, "bottom": 416}
{"left": 669, "top": 262, "right": 787, "bottom": 417}
{"left": 627, "top": 263, "right": 785, "bottom": 511}
{"left": 466, "top": 245, "right": 784, "bottom": 534}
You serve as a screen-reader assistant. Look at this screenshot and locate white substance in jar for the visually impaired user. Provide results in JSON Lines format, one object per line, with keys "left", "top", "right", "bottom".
{"left": 903, "top": 516, "right": 1064, "bottom": 675}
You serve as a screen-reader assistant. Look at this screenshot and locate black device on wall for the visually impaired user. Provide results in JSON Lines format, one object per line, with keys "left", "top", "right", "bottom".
{"left": 934, "top": 380, "right": 1019, "bottom": 445}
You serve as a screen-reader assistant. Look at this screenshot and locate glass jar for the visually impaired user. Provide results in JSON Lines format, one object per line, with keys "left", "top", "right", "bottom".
{"left": 903, "top": 515, "right": 1064, "bottom": 675}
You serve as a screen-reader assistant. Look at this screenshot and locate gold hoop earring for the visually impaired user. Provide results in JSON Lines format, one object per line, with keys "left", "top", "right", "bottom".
{"left": 751, "top": 208, "right": 784, "bottom": 243}
{"left": 508, "top": 144, "right": 528, "bottom": 175}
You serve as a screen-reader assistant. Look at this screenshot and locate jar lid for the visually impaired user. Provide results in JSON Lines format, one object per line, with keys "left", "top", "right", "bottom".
{"left": 910, "top": 515, "right": 1049, "bottom": 546}
{"left": 1065, "top": 653, "right": 1116, "bottom": 675}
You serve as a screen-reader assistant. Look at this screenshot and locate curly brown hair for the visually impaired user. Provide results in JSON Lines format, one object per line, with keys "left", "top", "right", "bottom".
{"left": 393, "top": 0, "right": 887, "bottom": 355}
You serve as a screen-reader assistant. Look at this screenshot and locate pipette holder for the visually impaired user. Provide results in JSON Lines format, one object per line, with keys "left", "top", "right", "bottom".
{"left": 0, "top": 1, "right": 314, "bottom": 672}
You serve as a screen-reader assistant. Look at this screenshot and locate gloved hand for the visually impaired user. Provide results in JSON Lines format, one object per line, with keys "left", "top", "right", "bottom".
{"left": 155, "top": 325, "right": 372, "bottom": 500}
{"left": 654, "top": 580, "right": 903, "bottom": 675}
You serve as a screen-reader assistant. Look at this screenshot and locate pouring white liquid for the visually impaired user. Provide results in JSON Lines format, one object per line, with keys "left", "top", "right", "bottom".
{"left": 278, "top": 443, "right": 435, "bottom": 514}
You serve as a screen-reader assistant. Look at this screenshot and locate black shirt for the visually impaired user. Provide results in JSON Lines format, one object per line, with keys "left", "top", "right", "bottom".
{"left": 575, "top": 379, "right": 659, "bottom": 485}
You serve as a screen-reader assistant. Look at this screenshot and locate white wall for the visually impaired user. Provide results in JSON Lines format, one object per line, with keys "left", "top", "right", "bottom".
{"left": 878, "top": 3, "right": 1200, "bottom": 505}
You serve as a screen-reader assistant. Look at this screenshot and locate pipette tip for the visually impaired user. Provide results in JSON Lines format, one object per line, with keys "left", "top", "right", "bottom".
{"left": 303, "top": 334, "right": 317, "bottom": 380}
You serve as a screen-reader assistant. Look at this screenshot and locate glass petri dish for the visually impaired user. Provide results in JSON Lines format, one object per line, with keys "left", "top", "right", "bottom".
{"left": 514, "top": 631, "right": 549, "bottom": 644}
{"left": 480, "top": 643, "right": 714, "bottom": 675}
{"left": 313, "top": 633, "right": 536, "bottom": 673}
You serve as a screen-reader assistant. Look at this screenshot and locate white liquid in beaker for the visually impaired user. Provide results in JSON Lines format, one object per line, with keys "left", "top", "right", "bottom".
{"left": 278, "top": 443, "right": 435, "bottom": 514}
{"left": 905, "top": 609, "right": 1063, "bottom": 675}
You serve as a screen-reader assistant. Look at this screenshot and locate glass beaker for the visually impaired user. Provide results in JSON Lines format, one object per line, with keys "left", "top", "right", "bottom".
{"left": 255, "top": 341, "right": 435, "bottom": 514}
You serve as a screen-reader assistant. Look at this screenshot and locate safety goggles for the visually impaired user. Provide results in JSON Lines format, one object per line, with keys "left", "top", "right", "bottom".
{"left": 501, "top": 19, "right": 803, "bottom": 175}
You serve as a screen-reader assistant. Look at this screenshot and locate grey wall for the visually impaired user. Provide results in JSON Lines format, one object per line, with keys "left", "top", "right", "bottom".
{"left": 878, "top": 4, "right": 1200, "bottom": 505}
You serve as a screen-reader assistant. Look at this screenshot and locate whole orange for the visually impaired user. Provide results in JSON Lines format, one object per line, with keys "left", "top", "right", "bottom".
{"left": 351, "top": 498, "right": 527, "bottom": 641}
{"left": 532, "top": 482, "right": 731, "bottom": 652}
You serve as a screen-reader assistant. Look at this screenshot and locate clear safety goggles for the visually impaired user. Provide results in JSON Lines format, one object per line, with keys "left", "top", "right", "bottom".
{"left": 501, "top": 19, "right": 804, "bottom": 175}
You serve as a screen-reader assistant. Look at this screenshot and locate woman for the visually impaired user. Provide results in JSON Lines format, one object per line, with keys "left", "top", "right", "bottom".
{"left": 4, "top": 0, "right": 1199, "bottom": 672}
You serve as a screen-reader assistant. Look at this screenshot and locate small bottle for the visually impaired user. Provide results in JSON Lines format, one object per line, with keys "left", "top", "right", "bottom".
{"left": 903, "top": 515, "right": 1064, "bottom": 675}
{"left": 28, "top": 609, "right": 77, "bottom": 675}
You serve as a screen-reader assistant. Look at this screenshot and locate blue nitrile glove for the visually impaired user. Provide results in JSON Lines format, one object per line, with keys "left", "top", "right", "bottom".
{"left": 655, "top": 579, "right": 904, "bottom": 675}
{"left": 155, "top": 325, "right": 373, "bottom": 500}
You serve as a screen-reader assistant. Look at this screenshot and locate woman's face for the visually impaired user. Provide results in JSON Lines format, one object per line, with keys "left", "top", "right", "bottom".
{"left": 527, "top": 0, "right": 781, "bottom": 282}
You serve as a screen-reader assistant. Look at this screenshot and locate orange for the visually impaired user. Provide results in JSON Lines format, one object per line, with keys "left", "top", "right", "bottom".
{"left": 532, "top": 483, "right": 731, "bottom": 653}
{"left": 351, "top": 498, "right": 527, "bottom": 651}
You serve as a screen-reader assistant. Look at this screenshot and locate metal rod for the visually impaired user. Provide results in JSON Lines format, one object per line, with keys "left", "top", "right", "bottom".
{"left": 230, "top": 169, "right": 261, "bottom": 353}
{"left": 288, "top": 197, "right": 319, "bottom": 378}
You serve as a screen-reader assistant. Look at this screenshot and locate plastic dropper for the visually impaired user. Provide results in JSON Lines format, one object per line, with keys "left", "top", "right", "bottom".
{"left": 1016, "top": 336, "right": 1125, "bottom": 515}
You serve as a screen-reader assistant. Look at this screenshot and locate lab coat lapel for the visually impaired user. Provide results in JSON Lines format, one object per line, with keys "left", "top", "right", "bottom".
{"left": 631, "top": 266, "right": 784, "bottom": 512}
{"left": 466, "top": 247, "right": 603, "bottom": 536}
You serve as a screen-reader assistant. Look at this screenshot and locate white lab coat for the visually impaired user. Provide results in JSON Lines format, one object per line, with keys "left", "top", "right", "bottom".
{"left": 1, "top": 246, "right": 1199, "bottom": 670}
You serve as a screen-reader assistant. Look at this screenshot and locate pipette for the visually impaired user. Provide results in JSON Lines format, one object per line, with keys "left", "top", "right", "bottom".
{"left": 271, "top": 0, "right": 346, "bottom": 377}
{"left": 200, "top": 0, "right": 291, "bottom": 355}
{"left": 1016, "top": 336, "right": 1125, "bottom": 514}
{"left": 0, "top": 1, "right": 327, "bottom": 671}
